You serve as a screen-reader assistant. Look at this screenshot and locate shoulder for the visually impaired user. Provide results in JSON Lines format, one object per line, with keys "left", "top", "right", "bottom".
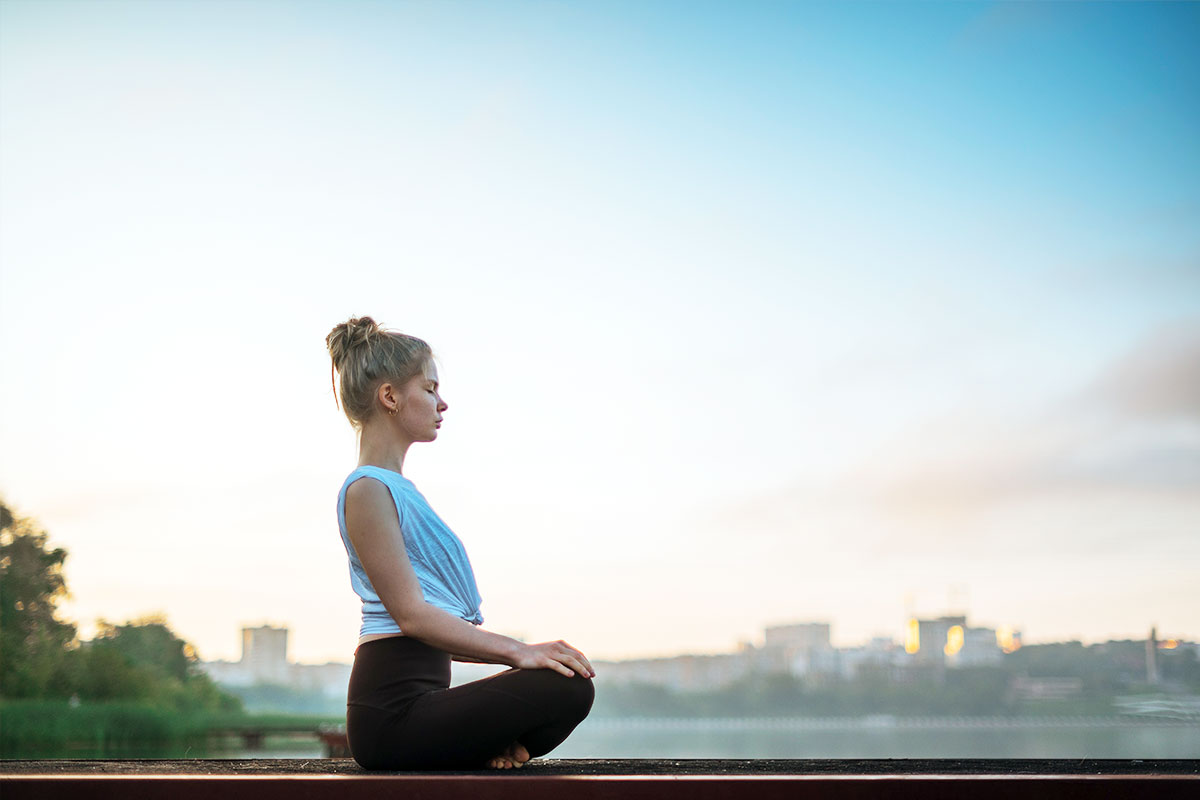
{"left": 346, "top": 474, "right": 392, "bottom": 505}
{"left": 345, "top": 473, "right": 406, "bottom": 529}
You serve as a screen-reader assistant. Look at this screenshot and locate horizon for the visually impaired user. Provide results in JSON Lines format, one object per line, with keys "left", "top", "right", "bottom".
{"left": 58, "top": 605, "right": 1195, "bottom": 666}
{"left": 198, "top": 614, "right": 1187, "bottom": 667}
{"left": 2, "top": 1, "right": 1198, "bottom": 666}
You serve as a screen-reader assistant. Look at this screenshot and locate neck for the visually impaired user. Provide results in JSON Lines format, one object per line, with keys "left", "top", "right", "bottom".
{"left": 356, "top": 420, "right": 414, "bottom": 475}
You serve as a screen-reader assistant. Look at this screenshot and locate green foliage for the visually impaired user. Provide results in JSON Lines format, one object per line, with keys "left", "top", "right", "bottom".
{"left": 0, "top": 700, "right": 261, "bottom": 757}
{"left": 0, "top": 498, "right": 243, "bottom": 717}
{"left": 0, "top": 699, "right": 331, "bottom": 757}
{"left": 92, "top": 617, "right": 194, "bottom": 682}
{"left": 0, "top": 501, "right": 77, "bottom": 698}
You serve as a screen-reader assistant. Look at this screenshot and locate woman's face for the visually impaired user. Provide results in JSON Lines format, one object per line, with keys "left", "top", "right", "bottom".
{"left": 396, "top": 360, "right": 447, "bottom": 442}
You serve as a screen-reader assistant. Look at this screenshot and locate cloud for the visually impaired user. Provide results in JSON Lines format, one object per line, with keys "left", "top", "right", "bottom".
{"left": 874, "top": 320, "right": 1200, "bottom": 506}
{"left": 704, "top": 321, "right": 1200, "bottom": 554}
{"left": 1084, "top": 320, "right": 1200, "bottom": 422}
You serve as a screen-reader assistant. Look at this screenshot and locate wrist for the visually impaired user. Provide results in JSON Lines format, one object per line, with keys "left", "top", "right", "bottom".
{"left": 503, "top": 638, "right": 528, "bottom": 667}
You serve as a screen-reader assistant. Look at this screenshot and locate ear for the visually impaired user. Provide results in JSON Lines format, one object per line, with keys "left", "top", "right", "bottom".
{"left": 377, "top": 382, "right": 400, "bottom": 416}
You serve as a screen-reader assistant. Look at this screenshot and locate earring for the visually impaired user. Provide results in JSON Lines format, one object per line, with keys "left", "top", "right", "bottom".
{"left": 388, "top": 407, "right": 397, "bottom": 417}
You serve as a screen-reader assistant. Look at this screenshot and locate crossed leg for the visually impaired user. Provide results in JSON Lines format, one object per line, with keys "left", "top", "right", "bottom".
{"left": 368, "top": 666, "right": 595, "bottom": 770}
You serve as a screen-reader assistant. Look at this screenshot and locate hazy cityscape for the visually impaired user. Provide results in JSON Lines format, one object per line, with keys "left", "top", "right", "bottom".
{"left": 194, "top": 614, "right": 1200, "bottom": 758}
{"left": 201, "top": 615, "right": 1200, "bottom": 720}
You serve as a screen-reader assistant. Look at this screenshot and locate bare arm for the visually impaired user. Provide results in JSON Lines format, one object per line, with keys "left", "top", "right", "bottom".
{"left": 450, "top": 654, "right": 489, "bottom": 664}
{"left": 344, "top": 478, "right": 594, "bottom": 678}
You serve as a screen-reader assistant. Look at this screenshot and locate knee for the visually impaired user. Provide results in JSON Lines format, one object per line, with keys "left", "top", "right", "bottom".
{"left": 557, "top": 672, "right": 595, "bottom": 719}
{"left": 526, "top": 668, "right": 594, "bottom": 718}
{"left": 579, "top": 676, "right": 596, "bottom": 717}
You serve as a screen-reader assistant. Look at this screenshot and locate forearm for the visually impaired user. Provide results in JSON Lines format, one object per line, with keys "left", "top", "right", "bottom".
{"left": 450, "top": 654, "right": 488, "bottom": 663}
{"left": 401, "top": 603, "right": 524, "bottom": 666}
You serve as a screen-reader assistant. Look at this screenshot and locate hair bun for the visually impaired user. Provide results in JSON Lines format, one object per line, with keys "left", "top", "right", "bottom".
{"left": 326, "top": 315, "right": 381, "bottom": 367}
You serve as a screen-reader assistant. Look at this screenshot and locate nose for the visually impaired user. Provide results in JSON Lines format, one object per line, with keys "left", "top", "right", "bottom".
{"left": 438, "top": 397, "right": 448, "bottom": 413}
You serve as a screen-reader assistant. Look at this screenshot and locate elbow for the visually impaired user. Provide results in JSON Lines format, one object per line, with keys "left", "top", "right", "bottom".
{"left": 390, "top": 601, "right": 431, "bottom": 638}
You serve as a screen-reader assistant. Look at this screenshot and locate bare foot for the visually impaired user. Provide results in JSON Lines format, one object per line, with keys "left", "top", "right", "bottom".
{"left": 485, "top": 741, "right": 530, "bottom": 769}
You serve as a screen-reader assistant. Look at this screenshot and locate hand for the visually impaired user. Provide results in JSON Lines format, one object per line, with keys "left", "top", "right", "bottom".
{"left": 514, "top": 640, "right": 595, "bottom": 679}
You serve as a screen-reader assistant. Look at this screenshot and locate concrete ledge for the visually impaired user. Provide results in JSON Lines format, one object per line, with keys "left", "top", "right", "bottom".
{"left": 3, "top": 759, "right": 1198, "bottom": 799}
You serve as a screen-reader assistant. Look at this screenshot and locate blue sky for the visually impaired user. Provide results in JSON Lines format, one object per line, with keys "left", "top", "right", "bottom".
{"left": 1, "top": 1, "right": 1197, "bottom": 663}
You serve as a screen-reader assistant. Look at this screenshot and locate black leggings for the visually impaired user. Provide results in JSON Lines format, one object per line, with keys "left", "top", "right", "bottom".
{"left": 346, "top": 636, "right": 595, "bottom": 770}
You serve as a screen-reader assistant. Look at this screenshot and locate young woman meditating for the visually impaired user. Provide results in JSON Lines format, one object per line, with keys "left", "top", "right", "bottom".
{"left": 327, "top": 316, "right": 595, "bottom": 770}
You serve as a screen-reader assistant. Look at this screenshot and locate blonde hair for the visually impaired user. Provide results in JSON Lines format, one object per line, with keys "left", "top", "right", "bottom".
{"left": 325, "top": 316, "right": 432, "bottom": 428}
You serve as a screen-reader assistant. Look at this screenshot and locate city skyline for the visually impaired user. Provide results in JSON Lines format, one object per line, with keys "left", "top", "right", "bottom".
{"left": 193, "top": 608, "right": 1187, "bottom": 668}
{"left": 2, "top": 1, "right": 1197, "bottom": 665}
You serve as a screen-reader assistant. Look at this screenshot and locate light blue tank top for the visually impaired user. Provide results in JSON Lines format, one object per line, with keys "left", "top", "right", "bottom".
{"left": 337, "top": 465, "right": 483, "bottom": 639}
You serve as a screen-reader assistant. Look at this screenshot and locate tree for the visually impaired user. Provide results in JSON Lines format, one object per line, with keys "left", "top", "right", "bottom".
{"left": 0, "top": 499, "right": 242, "bottom": 713}
{"left": 0, "top": 499, "right": 77, "bottom": 697}
{"left": 91, "top": 616, "right": 193, "bottom": 683}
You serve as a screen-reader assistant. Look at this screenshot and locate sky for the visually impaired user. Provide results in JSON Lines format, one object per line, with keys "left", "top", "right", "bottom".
{"left": 1, "top": 0, "right": 1198, "bottom": 664}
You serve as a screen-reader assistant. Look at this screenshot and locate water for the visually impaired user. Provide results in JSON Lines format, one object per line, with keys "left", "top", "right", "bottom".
{"left": 217, "top": 718, "right": 1200, "bottom": 760}
{"left": 549, "top": 718, "right": 1200, "bottom": 759}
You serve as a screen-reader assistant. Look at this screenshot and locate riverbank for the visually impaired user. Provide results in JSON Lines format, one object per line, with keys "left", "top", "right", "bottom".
{"left": 0, "top": 700, "right": 340, "bottom": 759}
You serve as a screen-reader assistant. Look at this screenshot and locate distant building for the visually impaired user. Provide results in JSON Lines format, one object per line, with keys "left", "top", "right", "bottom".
{"left": 951, "top": 626, "right": 1004, "bottom": 668}
{"left": 239, "top": 625, "right": 290, "bottom": 683}
{"left": 764, "top": 622, "right": 831, "bottom": 651}
{"left": 201, "top": 625, "right": 351, "bottom": 702}
{"left": 840, "top": 636, "right": 906, "bottom": 680}
{"left": 903, "top": 614, "right": 1011, "bottom": 671}
{"left": 910, "top": 615, "right": 967, "bottom": 665}
{"left": 761, "top": 622, "right": 837, "bottom": 679}
{"left": 597, "top": 622, "right": 839, "bottom": 691}
{"left": 594, "top": 649, "right": 753, "bottom": 691}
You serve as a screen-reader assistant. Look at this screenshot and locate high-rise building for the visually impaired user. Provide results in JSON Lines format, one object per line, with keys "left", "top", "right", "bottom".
{"left": 764, "top": 622, "right": 831, "bottom": 651}
{"left": 763, "top": 622, "right": 836, "bottom": 678}
{"left": 240, "top": 625, "right": 290, "bottom": 684}
{"left": 201, "top": 624, "right": 350, "bottom": 700}
{"left": 910, "top": 615, "right": 967, "bottom": 665}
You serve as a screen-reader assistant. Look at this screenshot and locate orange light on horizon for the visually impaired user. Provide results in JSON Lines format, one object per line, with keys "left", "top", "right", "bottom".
{"left": 1162, "top": 639, "right": 1180, "bottom": 650}
{"left": 944, "top": 624, "right": 964, "bottom": 656}
{"left": 905, "top": 618, "right": 920, "bottom": 654}
{"left": 997, "top": 625, "right": 1021, "bottom": 654}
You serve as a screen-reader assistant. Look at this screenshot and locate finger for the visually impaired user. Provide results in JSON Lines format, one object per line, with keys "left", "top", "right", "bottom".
{"left": 560, "top": 654, "right": 592, "bottom": 678}
{"left": 545, "top": 656, "right": 574, "bottom": 677}
{"left": 546, "top": 642, "right": 592, "bottom": 677}
{"left": 563, "top": 644, "right": 594, "bottom": 675}
{"left": 563, "top": 649, "right": 594, "bottom": 677}
{"left": 555, "top": 642, "right": 589, "bottom": 666}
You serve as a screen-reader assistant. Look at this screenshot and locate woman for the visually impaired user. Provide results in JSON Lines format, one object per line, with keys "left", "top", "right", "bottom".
{"left": 327, "top": 316, "right": 595, "bottom": 770}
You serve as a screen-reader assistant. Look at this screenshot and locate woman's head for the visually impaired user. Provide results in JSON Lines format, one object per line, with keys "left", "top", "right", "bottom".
{"left": 325, "top": 316, "right": 433, "bottom": 429}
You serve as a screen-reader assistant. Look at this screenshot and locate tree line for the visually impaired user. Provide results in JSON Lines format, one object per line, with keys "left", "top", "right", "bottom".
{"left": 1, "top": 499, "right": 241, "bottom": 715}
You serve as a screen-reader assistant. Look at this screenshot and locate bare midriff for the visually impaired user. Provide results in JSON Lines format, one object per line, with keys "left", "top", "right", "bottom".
{"left": 358, "top": 631, "right": 406, "bottom": 646}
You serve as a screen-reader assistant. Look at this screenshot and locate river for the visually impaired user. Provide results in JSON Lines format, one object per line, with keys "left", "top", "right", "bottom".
{"left": 223, "top": 717, "right": 1200, "bottom": 760}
